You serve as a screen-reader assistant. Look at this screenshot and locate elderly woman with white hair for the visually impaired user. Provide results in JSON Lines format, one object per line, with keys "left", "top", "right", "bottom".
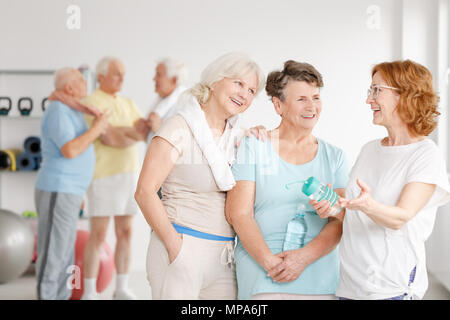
{"left": 35, "top": 67, "right": 109, "bottom": 300}
{"left": 135, "top": 52, "right": 265, "bottom": 299}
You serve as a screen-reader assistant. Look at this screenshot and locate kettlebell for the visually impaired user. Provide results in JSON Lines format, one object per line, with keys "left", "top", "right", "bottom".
{"left": 0, "top": 97, "right": 12, "bottom": 116}
{"left": 18, "top": 97, "right": 33, "bottom": 116}
{"left": 41, "top": 97, "right": 50, "bottom": 112}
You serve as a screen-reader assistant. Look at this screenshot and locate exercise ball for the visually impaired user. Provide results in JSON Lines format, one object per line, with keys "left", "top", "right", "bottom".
{"left": 0, "top": 209, "right": 34, "bottom": 283}
{"left": 70, "top": 230, "right": 115, "bottom": 300}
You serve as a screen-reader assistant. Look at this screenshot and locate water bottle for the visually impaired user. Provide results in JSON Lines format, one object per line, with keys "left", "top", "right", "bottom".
{"left": 285, "top": 176, "right": 343, "bottom": 216}
{"left": 283, "top": 203, "right": 308, "bottom": 251}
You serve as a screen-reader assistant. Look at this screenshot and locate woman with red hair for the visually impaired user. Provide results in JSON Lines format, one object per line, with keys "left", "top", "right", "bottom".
{"left": 334, "top": 60, "right": 450, "bottom": 300}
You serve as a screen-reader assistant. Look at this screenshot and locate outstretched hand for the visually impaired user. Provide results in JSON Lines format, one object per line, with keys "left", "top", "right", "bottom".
{"left": 338, "top": 178, "right": 373, "bottom": 212}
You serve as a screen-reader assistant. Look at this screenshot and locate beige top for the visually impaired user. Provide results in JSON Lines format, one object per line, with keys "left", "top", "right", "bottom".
{"left": 155, "top": 114, "right": 235, "bottom": 237}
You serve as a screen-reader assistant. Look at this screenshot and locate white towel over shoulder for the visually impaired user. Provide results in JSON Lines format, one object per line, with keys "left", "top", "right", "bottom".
{"left": 176, "top": 94, "right": 244, "bottom": 191}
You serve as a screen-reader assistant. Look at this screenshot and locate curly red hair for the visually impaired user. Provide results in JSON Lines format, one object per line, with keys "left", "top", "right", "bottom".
{"left": 372, "top": 60, "right": 440, "bottom": 137}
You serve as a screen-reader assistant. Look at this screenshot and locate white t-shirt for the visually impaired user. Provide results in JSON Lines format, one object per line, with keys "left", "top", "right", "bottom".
{"left": 337, "top": 138, "right": 450, "bottom": 300}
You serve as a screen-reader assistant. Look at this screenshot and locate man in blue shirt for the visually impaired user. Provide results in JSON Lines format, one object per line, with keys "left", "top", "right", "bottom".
{"left": 35, "top": 67, "right": 109, "bottom": 300}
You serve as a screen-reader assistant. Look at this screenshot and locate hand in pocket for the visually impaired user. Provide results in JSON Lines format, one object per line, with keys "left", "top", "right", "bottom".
{"left": 168, "top": 234, "right": 183, "bottom": 264}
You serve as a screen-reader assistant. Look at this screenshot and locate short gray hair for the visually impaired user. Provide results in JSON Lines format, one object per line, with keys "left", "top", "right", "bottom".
{"left": 189, "top": 52, "right": 265, "bottom": 105}
{"left": 158, "top": 58, "right": 188, "bottom": 85}
{"left": 96, "top": 56, "right": 122, "bottom": 78}
{"left": 266, "top": 60, "right": 324, "bottom": 102}
{"left": 54, "top": 67, "right": 76, "bottom": 90}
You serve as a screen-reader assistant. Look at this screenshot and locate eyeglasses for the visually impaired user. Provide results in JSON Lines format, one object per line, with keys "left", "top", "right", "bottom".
{"left": 367, "top": 85, "right": 399, "bottom": 99}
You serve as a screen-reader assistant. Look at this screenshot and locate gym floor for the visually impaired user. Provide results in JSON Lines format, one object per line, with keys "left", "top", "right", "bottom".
{"left": 0, "top": 265, "right": 449, "bottom": 300}
{"left": 0, "top": 264, "right": 151, "bottom": 300}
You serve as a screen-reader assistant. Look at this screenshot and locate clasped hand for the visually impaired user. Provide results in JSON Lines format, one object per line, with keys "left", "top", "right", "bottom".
{"left": 265, "top": 249, "right": 309, "bottom": 283}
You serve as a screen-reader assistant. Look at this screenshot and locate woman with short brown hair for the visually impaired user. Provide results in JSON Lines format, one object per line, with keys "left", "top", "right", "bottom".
{"left": 227, "top": 60, "right": 349, "bottom": 300}
{"left": 336, "top": 60, "right": 450, "bottom": 300}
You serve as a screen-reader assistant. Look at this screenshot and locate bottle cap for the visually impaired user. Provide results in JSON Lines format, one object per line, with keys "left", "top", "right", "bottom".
{"left": 302, "top": 176, "right": 321, "bottom": 196}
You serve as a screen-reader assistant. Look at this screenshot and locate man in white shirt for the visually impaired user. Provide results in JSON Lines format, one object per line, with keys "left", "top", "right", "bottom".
{"left": 143, "top": 58, "right": 188, "bottom": 144}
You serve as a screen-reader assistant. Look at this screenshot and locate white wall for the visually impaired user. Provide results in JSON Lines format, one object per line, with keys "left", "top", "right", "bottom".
{"left": 0, "top": 0, "right": 409, "bottom": 272}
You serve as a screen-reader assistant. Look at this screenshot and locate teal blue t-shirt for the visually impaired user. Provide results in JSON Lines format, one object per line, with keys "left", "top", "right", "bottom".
{"left": 231, "top": 136, "right": 349, "bottom": 299}
{"left": 35, "top": 101, "right": 95, "bottom": 196}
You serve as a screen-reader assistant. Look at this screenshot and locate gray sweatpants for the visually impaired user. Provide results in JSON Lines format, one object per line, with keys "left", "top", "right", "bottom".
{"left": 34, "top": 188, "right": 83, "bottom": 300}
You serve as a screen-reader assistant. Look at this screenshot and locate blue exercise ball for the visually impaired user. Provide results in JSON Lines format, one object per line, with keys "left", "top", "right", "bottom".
{"left": 0, "top": 209, "right": 34, "bottom": 283}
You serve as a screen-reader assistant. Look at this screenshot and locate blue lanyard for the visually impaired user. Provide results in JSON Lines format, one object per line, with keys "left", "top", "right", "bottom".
{"left": 172, "top": 223, "right": 235, "bottom": 242}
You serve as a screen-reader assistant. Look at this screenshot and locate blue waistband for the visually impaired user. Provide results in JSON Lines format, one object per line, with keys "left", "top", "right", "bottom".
{"left": 172, "top": 223, "right": 235, "bottom": 241}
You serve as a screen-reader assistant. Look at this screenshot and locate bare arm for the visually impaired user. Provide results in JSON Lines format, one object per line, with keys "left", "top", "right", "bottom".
{"left": 134, "top": 136, "right": 182, "bottom": 262}
{"left": 99, "top": 120, "right": 147, "bottom": 148}
{"left": 123, "top": 119, "right": 149, "bottom": 141}
{"left": 339, "top": 179, "right": 436, "bottom": 230}
{"left": 60, "top": 112, "right": 109, "bottom": 159}
{"left": 226, "top": 181, "right": 283, "bottom": 272}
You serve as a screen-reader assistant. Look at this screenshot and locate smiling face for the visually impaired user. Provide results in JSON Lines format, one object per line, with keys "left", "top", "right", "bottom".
{"left": 367, "top": 72, "right": 401, "bottom": 127}
{"left": 209, "top": 72, "right": 258, "bottom": 118}
{"left": 274, "top": 80, "right": 321, "bottom": 130}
